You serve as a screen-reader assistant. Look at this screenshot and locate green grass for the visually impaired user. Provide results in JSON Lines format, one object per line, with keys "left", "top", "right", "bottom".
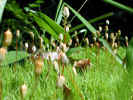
{"left": 1, "top": 47, "right": 132, "bottom": 100}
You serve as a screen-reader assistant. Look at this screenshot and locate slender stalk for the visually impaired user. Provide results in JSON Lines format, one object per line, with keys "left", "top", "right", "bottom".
{"left": 16, "top": 37, "right": 18, "bottom": 61}
{"left": 62, "top": 64, "right": 65, "bottom": 75}
{"left": 66, "top": 68, "right": 84, "bottom": 100}
{"left": 0, "top": 65, "right": 2, "bottom": 100}
{"left": 70, "top": 0, "right": 88, "bottom": 23}
{"left": 45, "top": 57, "right": 51, "bottom": 79}
{"left": 14, "top": 37, "right": 18, "bottom": 72}
{"left": 29, "top": 75, "right": 39, "bottom": 100}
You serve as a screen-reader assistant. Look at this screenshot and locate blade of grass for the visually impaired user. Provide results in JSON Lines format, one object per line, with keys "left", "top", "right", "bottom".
{"left": 69, "top": 12, "right": 114, "bottom": 33}
{"left": 31, "top": 12, "right": 65, "bottom": 39}
{"left": 104, "top": 0, "right": 133, "bottom": 14}
{"left": 64, "top": 2, "right": 97, "bottom": 37}
{"left": 0, "top": 0, "right": 7, "bottom": 23}
{"left": 1, "top": 51, "right": 29, "bottom": 66}
{"left": 55, "top": 3, "right": 64, "bottom": 25}
{"left": 55, "top": 0, "right": 63, "bottom": 22}
{"left": 38, "top": 12, "right": 71, "bottom": 42}
{"left": 32, "top": 14, "right": 58, "bottom": 39}
{"left": 38, "top": 12, "right": 65, "bottom": 35}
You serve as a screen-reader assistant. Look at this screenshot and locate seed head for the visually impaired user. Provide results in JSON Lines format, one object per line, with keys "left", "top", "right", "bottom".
{"left": 96, "top": 31, "right": 101, "bottom": 37}
{"left": 63, "top": 6, "right": 70, "bottom": 18}
{"left": 65, "top": 25, "right": 69, "bottom": 32}
{"left": 105, "top": 33, "right": 108, "bottom": 40}
{"left": 85, "top": 38, "right": 89, "bottom": 45}
{"left": 59, "top": 33, "right": 63, "bottom": 41}
{"left": 32, "top": 45, "right": 36, "bottom": 53}
{"left": 125, "top": 36, "right": 128, "bottom": 41}
{"left": 16, "top": 29, "right": 20, "bottom": 38}
{"left": 34, "top": 57, "right": 44, "bottom": 75}
{"left": 25, "top": 42, "right": 28, "bottom": 50}
{"left": 29, "top": 32, "right": 34, "bottom": 40}
{"left": 60, "top": 43, "right": 69, "bottom": 52}
{"left": 98, "top": 26, "right": 102, "bottom": 32}
{"left": 90, "top": 43, "right": 94, "bottom": 48}
{"left": 20, "top": 84, "right": 27, "bottom": 98}
{"left": 0, "top": 47, "right": 7, "bottom": 63}
{"left": 57, "top": 75, "right": 65, "bottom": 88}
{"left": 106, "top": 19, "right": 110, "bottom": 25}
{"left": 105, "top": 25, "right": 109, "bottom": 32}
{"left": 110, "top": 33, "right": 114, "bottom": 40}
{"left": 53, "top": 61, "right": 59, "bottom": 74}
{"left": 58, "top": 52, "right": 69, "bottom": 64}
{"left": 118, "top": 29, "right": 121, "bottom": 36}
{"left": 76, "top": 36, "right": 79, "bottom": 43}
{"left": 3, "top": 29, "right": 13, "bottom": 47}
{"left": 39, "top": 37, "right": 43, "bottom": 49}
{"left": 56, "top": 46, "right": 61, "bottom": 53}
{"left": 93, "top": 37, "right": 97, "bottom": 42}
{"left": 72, "top": 67, "right": 77, "bottom": 76}
{"left": 114, "top": 42, "right": 118, "bottom": 48}
{"left": 68, "top": 39, "right": 72, "bottom": 46}
{"left": 74, "top": 59, "right": 90, "bottom": 70}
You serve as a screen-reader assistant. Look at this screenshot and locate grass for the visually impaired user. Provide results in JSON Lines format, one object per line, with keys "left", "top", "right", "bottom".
{"left": 1, "top": 46, "right": 131, "bottom": 100}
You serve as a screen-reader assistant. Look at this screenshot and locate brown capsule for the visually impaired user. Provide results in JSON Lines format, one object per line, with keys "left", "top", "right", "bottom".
{"left": 20, "top": 84, "right": 27, "bottom": 98}
{"left": 16, "top": 29, "right": 20, "bottom": 38}
{"left": 0, "top": 47, "right": 7, "bottom": 63}
{"left": 56, "top": 74, "right": 65, "bottom": 88}
{"left": 39, "top": 37, "right": 43, "bottom": 49}
{"left": 34, "top": 57, "right": 44, "bottom": 75}
{"left": 29, "top": 32, "right": 34, "bottom": 40}
{"left": 3, "top": 29, "right": 13, "bottom": 47}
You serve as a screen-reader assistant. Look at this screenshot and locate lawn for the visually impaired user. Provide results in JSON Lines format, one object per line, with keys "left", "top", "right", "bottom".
{"left": 1, "top": 47, "right": 132, "bottom": 100}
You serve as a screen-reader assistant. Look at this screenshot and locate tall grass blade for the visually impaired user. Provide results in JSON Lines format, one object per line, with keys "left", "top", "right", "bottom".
{"left": 56, "top": 4, "right": 64, "bottom": 25}
{"left": 69, "top": 12, "right": 113, "bottom": 33}
{"left": 39, "top": 12, "right": 71, "bottom": 42}
{"left": 104, "top": 0, "right": 133, "bottom": 14}
{"left": 0, "top": 0, "right": 7, "bottom": 23}
{"left": 31, "top": 12, "right": 65, "bottom": 39}
{"left": 64, "top": 3, "right": 97, "bottom": 37}
{"left": 1, "top": 51, "right": 29, "bottom": 66}
{"left": 55, "top": 0, "right": 63, "bottom": 23}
